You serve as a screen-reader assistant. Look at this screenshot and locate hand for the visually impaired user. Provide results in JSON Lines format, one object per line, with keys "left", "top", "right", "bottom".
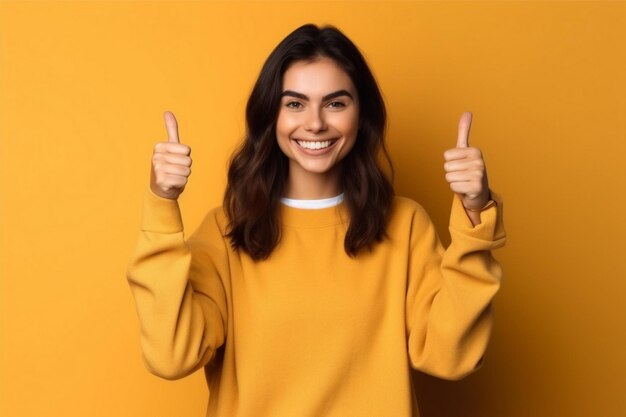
{"left": 150, "top": 111, "right": 193, "bottom": 200}
{"left": 443, "top": 112, "right": 490, "bottom": 210}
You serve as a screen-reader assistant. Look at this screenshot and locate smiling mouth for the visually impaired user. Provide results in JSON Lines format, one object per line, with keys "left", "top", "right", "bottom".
{"left": 294, "top": 139, "right": 339, "bottom": 150}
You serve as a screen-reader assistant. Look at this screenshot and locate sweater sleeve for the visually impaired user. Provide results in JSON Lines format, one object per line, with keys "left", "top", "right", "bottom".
{"left": 126, "top": 187, "right": 229, "bottom": 380}
{"left": 406, "top": 191, "right": 506, "bottom": 380}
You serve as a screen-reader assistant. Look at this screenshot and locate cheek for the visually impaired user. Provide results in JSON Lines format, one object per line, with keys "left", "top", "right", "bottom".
{"left": 325, "top": 107, "right": 357, "bottom": 129}
{"left": 275, "top": 112, "right": 294, "bottom": 155}
{"left": 276, "top": 111, "right": 298, "bottom": 136}
{"left": 338, "top": 111, "right": 359, "bottom": 139}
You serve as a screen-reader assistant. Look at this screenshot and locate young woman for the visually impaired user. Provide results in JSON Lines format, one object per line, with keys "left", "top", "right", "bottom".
{"left": 127, "top": 24, "right": 506, "bottom": 417}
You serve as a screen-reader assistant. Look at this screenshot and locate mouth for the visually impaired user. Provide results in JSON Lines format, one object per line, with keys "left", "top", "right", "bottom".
{"left": 293, "top": 138, "right": 340, "bottom": 151}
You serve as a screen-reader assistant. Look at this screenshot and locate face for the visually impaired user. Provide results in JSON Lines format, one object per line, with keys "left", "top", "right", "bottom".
{"left": 276, "top": 57, "right": 359, "bottom": 185}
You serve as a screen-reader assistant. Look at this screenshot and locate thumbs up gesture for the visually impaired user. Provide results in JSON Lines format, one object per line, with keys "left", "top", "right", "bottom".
{"left": 443, "top": 112, "right": 490, "bottom": 211}
{"left": 149, "top": 111, "right": 193, "bottom": 200}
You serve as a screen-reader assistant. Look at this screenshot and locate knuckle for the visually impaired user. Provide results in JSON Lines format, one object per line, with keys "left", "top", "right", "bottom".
{"left": 182, "top": 145, "right": 191, "bottom": 155}
{"left": 155, "top": 177, "right": 167, "bottom": 188}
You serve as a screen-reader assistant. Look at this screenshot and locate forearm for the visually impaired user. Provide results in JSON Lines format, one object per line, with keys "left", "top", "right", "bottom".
{"left": 409, "top": 247, "right": 502, "bottom": 379}
{"left": 464, "top": 209, "right": 482, "bottom": 226}
{"left": 407, "top": 192, "right": 506, "bottom": 379}
{"left": 126, "top": 188, "right": 226, "bottom": 380}
{"left": 127, "top": 230, "right": 225, "bottom": 380}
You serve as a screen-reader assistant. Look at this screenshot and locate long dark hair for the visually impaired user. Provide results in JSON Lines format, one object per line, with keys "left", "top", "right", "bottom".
{"left": 223, "top": 23, "right": 394, "bottom": 261}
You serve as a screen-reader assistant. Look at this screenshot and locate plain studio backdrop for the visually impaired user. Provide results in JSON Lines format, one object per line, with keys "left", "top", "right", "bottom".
{"left": 1, "top": 1, "right": 625, "bottom": 416}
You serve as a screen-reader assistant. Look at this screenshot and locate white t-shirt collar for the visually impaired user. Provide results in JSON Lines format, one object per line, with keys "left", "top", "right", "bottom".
{"left": 280, "top": 193, "right": 345, "bottom": 209}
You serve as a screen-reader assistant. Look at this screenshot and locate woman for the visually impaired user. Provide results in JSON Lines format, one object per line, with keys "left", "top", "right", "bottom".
{"left": 127, "top": 23, "right": 506, "bottom": 417}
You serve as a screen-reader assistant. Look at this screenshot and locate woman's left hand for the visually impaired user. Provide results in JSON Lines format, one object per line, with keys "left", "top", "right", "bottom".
{"left": 443, "top": 112, "right": 491, "bottom": 210}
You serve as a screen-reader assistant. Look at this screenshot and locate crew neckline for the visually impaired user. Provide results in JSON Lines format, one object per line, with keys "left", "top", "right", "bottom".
{"left": 279, "top": 194, "right": 348, "bottom": 228}
{"left": 280, "top": 192, "right": 345, "bottom": 209}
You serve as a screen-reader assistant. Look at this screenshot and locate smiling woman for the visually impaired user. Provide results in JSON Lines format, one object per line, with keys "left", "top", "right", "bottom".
{"left": 276, "top": 58, "right": 360, "bottom": 198}
{"left": 223, "top": 24, "right": 394, "bottom": 260}
{"left": 126, "top": 23, "right": 506, "bottom": 417}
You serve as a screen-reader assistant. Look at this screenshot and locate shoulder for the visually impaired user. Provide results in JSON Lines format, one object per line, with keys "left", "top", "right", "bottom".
{"left": 388, "top": 195, "right": 435, "bottom": 234}
{"left": 208, "top": 205, "right": 230, "bottom": 235}
{"left": 391, "top": 195, "right": 423, "bottom": 211}
{"left": 390, "top": 195, "right": 431, "bottom": 220}
{"left": 188, "top": 205, "right": 230, "bottom": 243}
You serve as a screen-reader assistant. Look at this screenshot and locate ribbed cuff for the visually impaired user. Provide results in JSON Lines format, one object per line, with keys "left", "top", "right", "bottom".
{"left": 140, "top": 186, "right": 184, "bottom": 233}
{"left": 449, "top": 190, "right": 506, "bottom": 244}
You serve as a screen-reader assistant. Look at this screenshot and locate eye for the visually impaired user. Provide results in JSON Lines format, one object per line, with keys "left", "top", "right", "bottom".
{"left": 285, "top": 101, "right": 303, "bottom": 109}
{"left": 327, "top": 101, "right": 346, "bottom": 109}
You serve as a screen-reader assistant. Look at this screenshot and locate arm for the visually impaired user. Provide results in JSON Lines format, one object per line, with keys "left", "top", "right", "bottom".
{"left": 406, "top": 191, "right": 506, "bottom": 380}
{"left": 126, "top": 187, "right": 228, "bottom": 380}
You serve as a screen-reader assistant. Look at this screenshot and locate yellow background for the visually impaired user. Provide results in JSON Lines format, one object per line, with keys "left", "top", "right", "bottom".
{"left": 1, "top": 1, "right": 625, "bottom": 416}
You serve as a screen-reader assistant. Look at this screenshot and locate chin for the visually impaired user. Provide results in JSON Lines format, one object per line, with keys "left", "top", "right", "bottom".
{"left": 292, "top": 158, "right": 340, "bottom": 175}
{"left": 299, "top": 163, "right": 336, "bottom": 175}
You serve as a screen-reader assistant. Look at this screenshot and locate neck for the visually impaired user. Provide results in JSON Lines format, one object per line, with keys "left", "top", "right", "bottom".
{"left": 284, "top": 165, "right": 342, "bottom": 199}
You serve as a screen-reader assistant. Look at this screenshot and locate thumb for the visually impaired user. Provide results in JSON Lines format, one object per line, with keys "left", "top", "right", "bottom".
{"left": 456, "top": 111, "right": 472, "bottom": 148}
{"left": 164, "top": 111, "right": 179, "bottom": 143}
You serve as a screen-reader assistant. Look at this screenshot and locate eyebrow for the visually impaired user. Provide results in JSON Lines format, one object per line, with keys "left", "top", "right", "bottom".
{"left": 280, "top": 89, "right": 354, "bottom": 102}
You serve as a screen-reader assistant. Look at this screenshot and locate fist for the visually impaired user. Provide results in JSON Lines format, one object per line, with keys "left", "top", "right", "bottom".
{"left": 443, "top": 112, "right": 490, "bottom": 210}
{"left": 150, "top": 111, "right": 193, "bottom": 200}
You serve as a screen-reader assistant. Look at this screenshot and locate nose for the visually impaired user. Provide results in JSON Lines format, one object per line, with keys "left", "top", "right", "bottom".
{"left": 304, "top": 108, "right": 327, "bottom": 133}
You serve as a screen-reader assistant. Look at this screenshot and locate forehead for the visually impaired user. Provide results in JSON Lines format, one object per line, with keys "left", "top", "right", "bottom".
{"left": 282, "top": 57, "right": 356, "bottom": 96}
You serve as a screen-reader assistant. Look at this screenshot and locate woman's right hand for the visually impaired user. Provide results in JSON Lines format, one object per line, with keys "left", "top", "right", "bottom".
{"left": 150, "top": 111, "right": 193, "bottom": 200}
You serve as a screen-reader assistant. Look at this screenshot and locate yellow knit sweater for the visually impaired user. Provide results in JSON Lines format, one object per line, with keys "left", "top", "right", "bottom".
{"left": 126, "top": 187, "right": 506, "bottom": 417}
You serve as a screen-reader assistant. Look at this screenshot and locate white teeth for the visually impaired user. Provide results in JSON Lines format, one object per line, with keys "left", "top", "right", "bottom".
{"left": 296, "top": 140, "right": 334, "bottom": 150}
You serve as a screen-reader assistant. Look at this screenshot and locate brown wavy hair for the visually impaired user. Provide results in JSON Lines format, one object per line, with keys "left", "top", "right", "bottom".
{"left": 223, "top": 23, "right": 394, "bottom": 260}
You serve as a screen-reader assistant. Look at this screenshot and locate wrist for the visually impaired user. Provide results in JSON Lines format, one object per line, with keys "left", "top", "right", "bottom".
{"left": 464, "top": 198, "right": 497, "bottom": 212}
{"left": 462, "top": 188, "right": 493, "bottom": 212}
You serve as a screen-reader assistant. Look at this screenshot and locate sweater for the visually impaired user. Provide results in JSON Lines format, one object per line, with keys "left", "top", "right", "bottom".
{"left": 126, "top": 187, "right": 506, "bottom": 417}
